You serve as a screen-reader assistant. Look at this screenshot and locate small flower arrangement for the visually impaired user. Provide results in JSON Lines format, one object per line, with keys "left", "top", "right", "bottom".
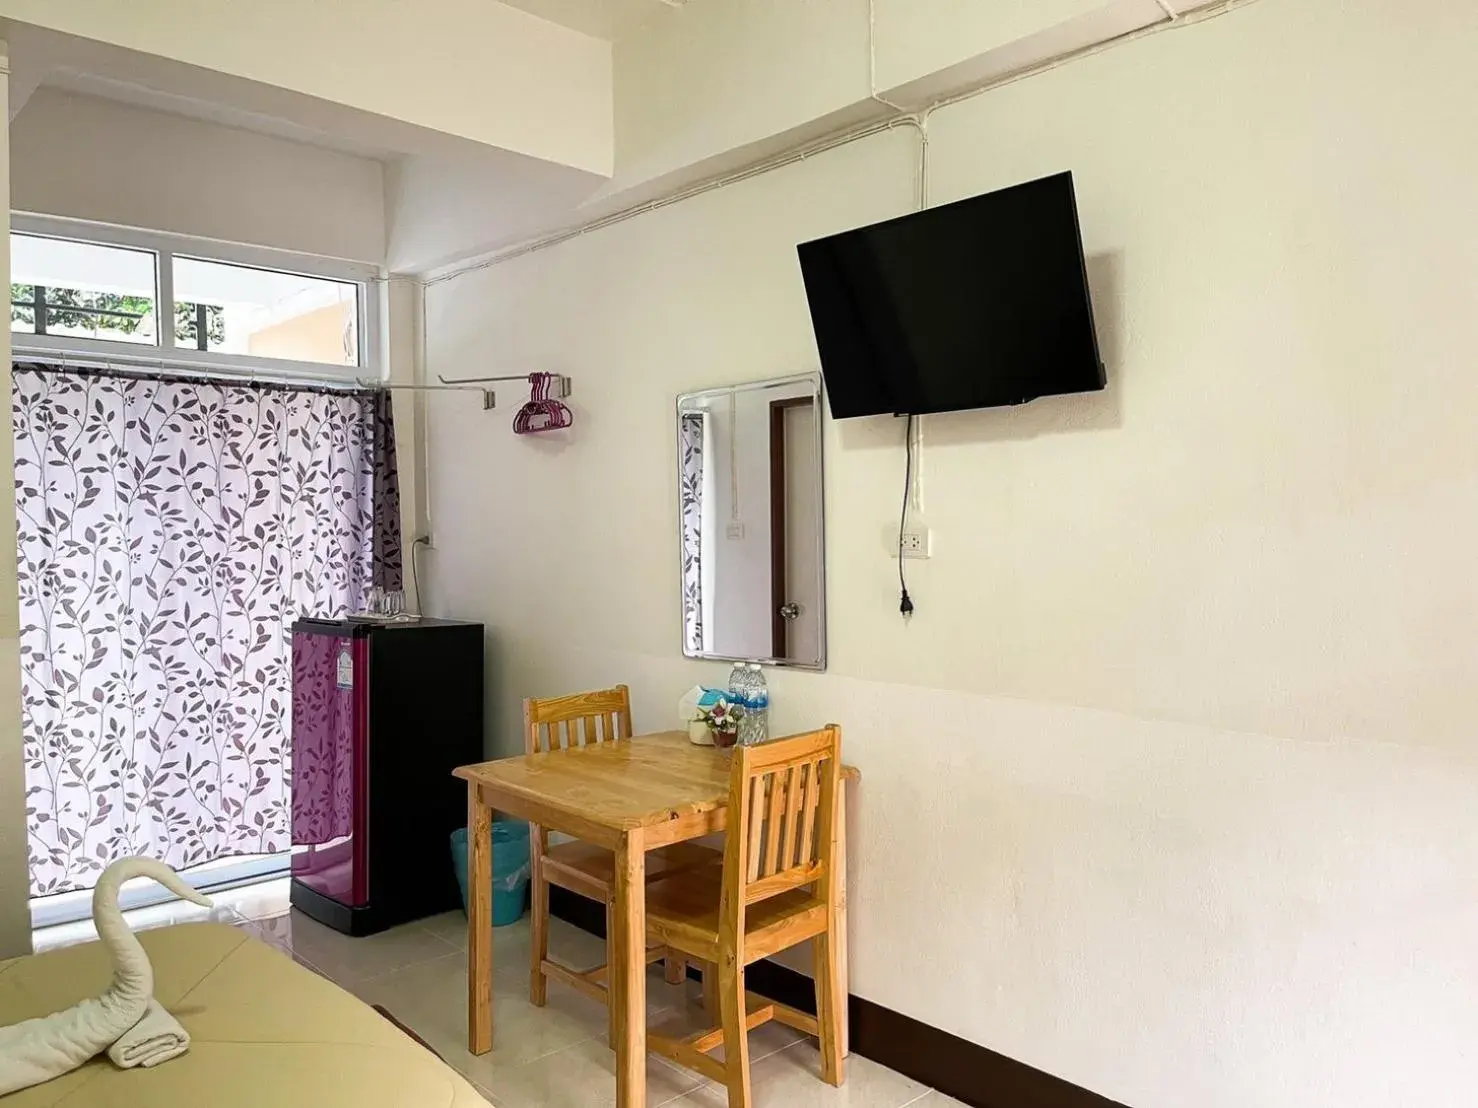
{"left": 698, "top": 697, "right": 745, "bottom": 748}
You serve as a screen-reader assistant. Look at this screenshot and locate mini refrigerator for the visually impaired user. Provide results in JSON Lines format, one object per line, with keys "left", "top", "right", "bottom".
{"left": 289, "top": 616, "right": 483, "bottom": 936}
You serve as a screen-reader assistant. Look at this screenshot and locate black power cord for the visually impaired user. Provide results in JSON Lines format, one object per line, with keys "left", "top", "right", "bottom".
{"left": 898, "top": 413, "right": 915, "bottom": 618}
{"left": 411, "top": 535, "right": 431, "bottom": 614}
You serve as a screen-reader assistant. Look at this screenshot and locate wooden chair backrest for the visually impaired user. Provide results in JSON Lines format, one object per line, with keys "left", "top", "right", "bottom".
{"left": 524, "top": 685, "right": 634, "bottom": 754}
{"left": 720, "top": 725, "right": 842, "bottom": 936}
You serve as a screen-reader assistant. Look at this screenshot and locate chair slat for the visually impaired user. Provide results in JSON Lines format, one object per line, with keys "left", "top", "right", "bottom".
{"left": 797, "top": 759, "right": 819, "bottom": 866}
{"left": 746, "top": 777, "right": 767, "bottom": 883}
{"left": 783, "top": 762, "right": 807, "bottom": 870}
{"left": 762, "top": 766, "right": 788, "bottom": 877}
{"left": 650, "top": 725, "right": 844, "bottom": 1102}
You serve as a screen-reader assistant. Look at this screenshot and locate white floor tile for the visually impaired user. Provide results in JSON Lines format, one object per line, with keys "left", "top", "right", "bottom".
{"left": 38, "top": 891, "right": 930, "bottom": 1108}
{"left": 419, "top": 909, "right": 473, "bottom": 949}
{"left": 266, "top": 909, "right": 461, "bottom": 985}
{"left": 216, "top": 876, "right": 293, "bottom": 920}
{"left": 907, "top": 1092, "right": 970, "bottom": 1107}
{"left": 32, "top": 901, "right": 249, "bottom": 953}
{"left": 477, "top": 1033, "right": 704, "bottom": 1108}
{"left": 354, "top": 951, "right": 607, "bottom": 1073}
{"left": 647, "top": 1003, "right": 806, "bottom": 1065}
{"left": 672, "top": 1040, "right": 930, "bottom": 1108}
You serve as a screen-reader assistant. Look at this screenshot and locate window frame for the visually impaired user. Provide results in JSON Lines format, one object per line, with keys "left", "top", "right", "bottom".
{"left": 10, "top": 213, "right": 384, "bottom": 384}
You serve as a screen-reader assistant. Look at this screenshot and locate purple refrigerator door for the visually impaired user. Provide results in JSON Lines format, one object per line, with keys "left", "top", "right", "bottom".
{"left": 291, "top": 626, "right": 369, "bottom": 907}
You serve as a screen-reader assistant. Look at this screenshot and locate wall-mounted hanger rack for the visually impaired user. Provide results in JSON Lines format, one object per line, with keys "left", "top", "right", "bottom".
{"left": 360, "top": 374, "right": 572, "bottom": 412}
{"left": 358, "top": 377, "right": 498, "bottom": 409}
{"left": 438, "top": 373, "right": 573, "bottom": 399}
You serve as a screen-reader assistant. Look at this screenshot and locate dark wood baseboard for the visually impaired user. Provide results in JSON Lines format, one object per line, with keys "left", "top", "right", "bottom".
{"left": 548, "top": 887, "right": 1129, "bottom": 1108}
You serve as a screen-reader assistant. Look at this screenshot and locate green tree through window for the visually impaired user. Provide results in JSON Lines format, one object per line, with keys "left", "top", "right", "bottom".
{"left": 10, "top": 283, "right": 154, "bottom": 336}
{"left": 175, "top": 302, "right": 227, "bottom": 349}
{"left": 12, "top": 283, "right": 225, "bottom": 348}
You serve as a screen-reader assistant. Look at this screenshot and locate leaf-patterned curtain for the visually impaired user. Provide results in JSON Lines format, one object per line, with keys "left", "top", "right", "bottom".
{"left": 679, "top": 411, "right": 704, "bottom": 654}
{"left": 12, "top": 364, "right": 400, "bottom": 896}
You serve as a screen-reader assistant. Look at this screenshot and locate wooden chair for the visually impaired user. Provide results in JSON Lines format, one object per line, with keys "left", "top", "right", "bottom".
{"left": 644, "top": 725, "right": 845, "bottom": 1108}
{"left": 524, "top": 685, "right": 719, "bottom": 1025}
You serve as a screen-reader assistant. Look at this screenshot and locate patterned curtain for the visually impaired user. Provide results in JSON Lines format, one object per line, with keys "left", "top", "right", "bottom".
{"left": 679, "top": 412, "right": 704, "bottom": 654}
{"left": 368, "top": 390, "right": 403, "bottom": 592}
{"left": 12, "top": 364, "right": 400, "bottom": 896}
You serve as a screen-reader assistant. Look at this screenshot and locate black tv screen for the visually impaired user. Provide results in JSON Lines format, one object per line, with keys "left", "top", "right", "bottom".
{"left": 797, "top": 171, "right": 1104, "bottom": 419}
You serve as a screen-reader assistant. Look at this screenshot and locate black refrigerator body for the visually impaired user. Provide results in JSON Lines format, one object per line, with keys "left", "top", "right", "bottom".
{"left": 289, "top": 617, "right": 484, "bottom": 936}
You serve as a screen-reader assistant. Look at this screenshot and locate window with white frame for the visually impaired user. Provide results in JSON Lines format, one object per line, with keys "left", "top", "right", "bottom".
{"left": 9, "top": 218, "right": 379, "bottom": 380}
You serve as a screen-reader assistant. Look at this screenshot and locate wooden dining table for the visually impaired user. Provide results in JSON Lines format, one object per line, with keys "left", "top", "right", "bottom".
{"left": 454, "top": 729, "right": 857, "bottom": 1108}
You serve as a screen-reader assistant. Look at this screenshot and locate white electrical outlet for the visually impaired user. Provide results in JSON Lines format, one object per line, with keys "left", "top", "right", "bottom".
{"left": 726, "top": 521, "right": 746, "bottom": 540}
{"left": 900, "top": 527, "right": 931, "bottom": 559}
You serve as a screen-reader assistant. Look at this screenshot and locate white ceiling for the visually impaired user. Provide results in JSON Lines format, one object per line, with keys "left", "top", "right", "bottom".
{"left": 498, "top": 0, "right": 687, "bottom": 40}
{"left": 5, "top": 21, "right": 611, "bottom": 271}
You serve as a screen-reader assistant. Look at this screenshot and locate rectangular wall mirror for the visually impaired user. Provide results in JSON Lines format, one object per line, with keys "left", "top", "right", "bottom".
{"left": 677, "top": 373, "right": 826, "bottom": 670}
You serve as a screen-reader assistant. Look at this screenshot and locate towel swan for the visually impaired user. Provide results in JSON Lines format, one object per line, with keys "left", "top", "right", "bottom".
{"left": 0, "top": 857, "right": 211, "bottom": 1096}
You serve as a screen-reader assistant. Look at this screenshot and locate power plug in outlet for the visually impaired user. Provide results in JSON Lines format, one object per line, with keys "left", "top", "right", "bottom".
{"left": 725, "top": 521, "right": 746, "bottom": 540}
{"left": 900, "top": 527, "right": 931, "bottom": 559}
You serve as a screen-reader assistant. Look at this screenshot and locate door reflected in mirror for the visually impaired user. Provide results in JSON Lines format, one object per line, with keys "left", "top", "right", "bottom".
{"left": 677, "top": 374, "right": 825, "bottom": 669}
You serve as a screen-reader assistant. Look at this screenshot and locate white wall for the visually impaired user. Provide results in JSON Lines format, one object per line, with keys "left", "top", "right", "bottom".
{"left": 609, "top": 0, "right": 1184, "bottom": 193}
{"left": 12, "top": 89, "right": 386, "bottom": 263}
{"left": 420, "top": 1, "right": 1478, "bottom": 1104}
{"left": 871, "top": 0, "right": 1110, "bottom": 87}
{"left": 0, "top": 44, "right": 33, "bottom": 958}
{"left": 384, "top": 147, "right": 604, "bottom": 272}
{"left": 612, "top": 0, "right": 871, "bottom": 188}
{"left": 0, "top": 0, "right": 613, "bottom": 175}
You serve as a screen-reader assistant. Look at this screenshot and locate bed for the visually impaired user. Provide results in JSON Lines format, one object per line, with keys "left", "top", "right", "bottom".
{"left": 0, "top": 922, "right": 486, "bottom": 1107}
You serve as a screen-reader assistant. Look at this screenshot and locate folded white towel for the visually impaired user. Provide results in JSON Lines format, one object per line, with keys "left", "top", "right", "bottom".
{"left": 106, "top": 1000, "right": 190, "bottom": 1070}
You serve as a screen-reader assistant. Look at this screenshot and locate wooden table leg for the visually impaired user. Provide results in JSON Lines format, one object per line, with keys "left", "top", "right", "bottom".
{"left": 836, "top": 783, "right": 850, "bottom": 1058}
{"left": 612, "top": 828, "right": 647, "bottom": 1108}
{"left": 467, "top": 784, "right": 494, "bottom": 1055}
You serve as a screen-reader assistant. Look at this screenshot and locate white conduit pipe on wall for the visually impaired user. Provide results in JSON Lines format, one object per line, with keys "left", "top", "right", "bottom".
{"left": 416, "top": 0, "right": 1263, "bottom": 530}
{"left": 412, "top": 0, "right": 1264, "bottom": 547}
{"left": 423, "top": 0, "right": 1264, "bottom": 291}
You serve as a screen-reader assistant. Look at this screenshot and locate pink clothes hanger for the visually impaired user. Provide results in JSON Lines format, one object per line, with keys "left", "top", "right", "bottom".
{"left": 513, "top": 373, "right": 573, "bottom": 435}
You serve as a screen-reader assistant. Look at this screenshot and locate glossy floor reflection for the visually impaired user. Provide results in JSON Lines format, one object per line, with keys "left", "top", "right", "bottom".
{"left": 33, "top": 879, "right": 964, "bottom": 1107}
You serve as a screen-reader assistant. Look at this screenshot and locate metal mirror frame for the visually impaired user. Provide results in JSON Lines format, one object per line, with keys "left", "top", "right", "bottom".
{"left": 675, "top": 372, "right": 827, "bottom": 671}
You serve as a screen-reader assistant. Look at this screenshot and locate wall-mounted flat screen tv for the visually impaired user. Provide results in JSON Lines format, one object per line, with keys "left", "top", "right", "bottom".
{"left": 797, "top": 171, "right": 1105, "bottom": 419}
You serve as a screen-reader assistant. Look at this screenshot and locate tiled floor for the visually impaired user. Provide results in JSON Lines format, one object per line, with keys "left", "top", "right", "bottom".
{"left": 33, "top": 878, "right": 965, "bottom": 1108}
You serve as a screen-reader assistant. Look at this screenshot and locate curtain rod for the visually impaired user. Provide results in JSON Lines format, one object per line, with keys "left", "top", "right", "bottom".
{"left": 13, "top": 355, "right": 372, "bottom": 398}
{"left": 356, "top": 374, "right": 572, "bottom": 412}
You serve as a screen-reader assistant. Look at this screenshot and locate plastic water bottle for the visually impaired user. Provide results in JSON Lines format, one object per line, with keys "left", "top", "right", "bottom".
{"left": 745, "top": 663, "right": 769, "bottom": 745}
{"left": 727, "top": 661, "right": 751, "bottom": 741}
{"left": 727, "top": 661, "right": 749, "bottom": 707}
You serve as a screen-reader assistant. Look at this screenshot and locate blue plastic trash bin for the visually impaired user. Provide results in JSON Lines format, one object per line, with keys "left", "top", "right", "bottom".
{"left": 451, "top": 819, "right": 531, "bottom": 926}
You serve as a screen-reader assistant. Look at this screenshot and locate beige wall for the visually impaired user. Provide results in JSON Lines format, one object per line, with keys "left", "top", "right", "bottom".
{"left": 246, "top": 302, "right": 355, "bottom": 364}
{"left": 12, "top": 89, "right": 386, "bottom": 264}
{"left": 422, "top": 1, "right": 1478, "bottom": 1104}
{"left": 610, "top": 0, "right": 1189, "bottom": 193}
{"left": 0, "top": 45, "right": 34, "bottom": 958}
{"left": 613, "top": 0, "right": 870, "bottom": 188}
{"left": 0, "top": 0, "right": 613, "bottom": 175}
{"left": 871, "top": 0, "right": 1109, "bottom": 87}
